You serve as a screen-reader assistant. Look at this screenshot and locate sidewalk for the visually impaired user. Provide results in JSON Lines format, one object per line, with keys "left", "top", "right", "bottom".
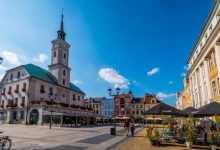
{"left": 85, "top": 125, "right": 144, "bottom": 150}
{"left": 109, "top": 127, "right": 198, "bottom": 150}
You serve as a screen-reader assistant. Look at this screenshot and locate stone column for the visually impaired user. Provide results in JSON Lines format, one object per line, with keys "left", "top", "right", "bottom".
{"left": 204, "top": 59, "right": 212, "bottom": 103}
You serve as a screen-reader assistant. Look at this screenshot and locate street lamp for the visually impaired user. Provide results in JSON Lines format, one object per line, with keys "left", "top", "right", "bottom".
{"left": 48, "top": 88, "right": 57, "bottom": 129}
{"left": 108, "top": 87, "right": 120, "bottom": 135}
{"left": 0, "top": 57, "right": 3, "bottom": 65}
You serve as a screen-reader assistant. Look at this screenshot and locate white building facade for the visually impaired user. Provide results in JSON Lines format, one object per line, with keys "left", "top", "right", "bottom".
{"left": 187, "top": 0, "right": 220, "bottom": 108}
{"left": 0, "top": 13, "right": 93, "bottom": 125}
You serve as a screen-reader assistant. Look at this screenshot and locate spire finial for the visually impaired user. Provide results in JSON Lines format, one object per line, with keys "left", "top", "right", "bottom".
{"left": 57, "top": 8, "right": 66, "bottom": 41}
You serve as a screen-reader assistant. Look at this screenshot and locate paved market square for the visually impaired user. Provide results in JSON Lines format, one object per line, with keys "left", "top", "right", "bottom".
{"left": 0, "top": 124, "right": 142, "bottom": 150}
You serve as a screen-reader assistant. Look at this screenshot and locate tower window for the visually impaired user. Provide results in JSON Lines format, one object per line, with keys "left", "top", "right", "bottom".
{"left": 64, "top": 53, "right": 66, "bottom": 59}
{"left": 63, "top": 79, "right": 66, "bottom": 86}
{"left": 63, "top": 70, "right": 66, "bottom": 76}
{"left": 54, "top": 52, "right": 56, "bottom": 57}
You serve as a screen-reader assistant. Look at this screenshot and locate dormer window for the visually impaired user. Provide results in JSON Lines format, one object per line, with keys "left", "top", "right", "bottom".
{"left": 10, "top": 74, "right": 13, "bottom": 81}
{"left": 151, "top": 99, "right": 156, "bottom": 104}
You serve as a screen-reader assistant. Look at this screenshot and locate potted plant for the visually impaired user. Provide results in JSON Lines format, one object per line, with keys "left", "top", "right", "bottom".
{"left": 149, "top": 129, "right": 160, "bottom": 146}
{"left": 184, "top": 114, "right": 196, "bottom": 149}
{"left": 210, "top": 132, "right": 217, "bottom": 150}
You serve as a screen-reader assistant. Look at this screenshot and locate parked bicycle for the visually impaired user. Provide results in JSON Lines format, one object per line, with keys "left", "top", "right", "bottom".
{"left": 0, "top": 132, "right": 12, "bottom": 150}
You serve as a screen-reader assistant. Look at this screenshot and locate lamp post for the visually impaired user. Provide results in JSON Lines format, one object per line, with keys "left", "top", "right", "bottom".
{"left": 0, "top": 57, "right": 3, "bottom": 65}
{"left": 108, "top": 87, "right": 120, "bottom": 135}
{"left": 48, "top": 88, "right": 57, "bottom": 129}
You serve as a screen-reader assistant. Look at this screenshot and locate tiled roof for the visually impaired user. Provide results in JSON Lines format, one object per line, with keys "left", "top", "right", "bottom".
{"left": 23, "top": 64, "right": 85, "bottom": 94}
{"left": 144, "top": 94, "right": 161, "bottom": 104}
{"left": 131, "top": 97, "right": 144, "bottom": 103}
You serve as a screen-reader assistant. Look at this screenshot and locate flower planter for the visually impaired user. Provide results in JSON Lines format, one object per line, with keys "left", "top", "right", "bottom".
{"left": 7, "top": 92, "right": 11, "bottom": 95}
{"left": 14, "top": 90, "right": 19, "bottom": 93}
{"left": 20, "top": 103, "right": 25, "bottom": 107}
{"left": 150, "top": 141, "right": 160, "bottom": 146}
{"left": 1, "top": 93, "right": 5, "bottom": 96}
{"left": 186, "top": 141, "right": 193, "bottom": 149}
{"left": 22, "top": 88, "right": 26, "bottom": 92}
{"left": 211, "top": 145, "right": 217, "bottom": 150}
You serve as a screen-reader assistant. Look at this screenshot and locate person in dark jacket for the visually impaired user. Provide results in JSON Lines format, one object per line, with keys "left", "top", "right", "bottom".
{"left": 131, "top": 122, "right": 135, "bottom": 136}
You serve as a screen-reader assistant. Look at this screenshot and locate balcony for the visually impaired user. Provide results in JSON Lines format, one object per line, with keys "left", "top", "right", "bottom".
{"left": 209, "top": 66, "right": 218, "bottom": 78}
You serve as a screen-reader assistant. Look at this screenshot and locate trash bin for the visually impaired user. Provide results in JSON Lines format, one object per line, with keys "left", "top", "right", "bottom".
{"left": 110, "top": 127, "right": 116, "bottom": 135}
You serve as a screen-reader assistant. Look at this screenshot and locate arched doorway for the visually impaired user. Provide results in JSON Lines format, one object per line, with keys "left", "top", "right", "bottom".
{"left": 29, "top": 109, "right": 39, "bottom": 125}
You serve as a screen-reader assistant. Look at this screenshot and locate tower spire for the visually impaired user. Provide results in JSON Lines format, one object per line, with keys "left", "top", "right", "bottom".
{"left": 57, "top": 8, "right": 66, "bottom": 41}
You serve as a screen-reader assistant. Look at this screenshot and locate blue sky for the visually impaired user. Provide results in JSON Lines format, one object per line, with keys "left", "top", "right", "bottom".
{"left": 0, "top": 0, "right": 213, "bottom": 106}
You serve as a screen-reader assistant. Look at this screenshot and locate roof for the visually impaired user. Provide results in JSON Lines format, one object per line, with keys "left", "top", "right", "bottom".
{"left": 23, "top": 64, "right": 85, "bottom": 94}
{"left": 131, "top": 97, "right": 143, "bottom": 103}
{"left": 144, "top": 94, "right": 161, "bottom": 104}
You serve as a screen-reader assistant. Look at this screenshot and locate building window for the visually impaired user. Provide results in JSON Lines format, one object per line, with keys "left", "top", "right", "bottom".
{"left": 8, "top": 86, "right": 12, "bottom": 94}
{"left": 13, "top": 111, "right": 17, "bottom": 120}
{"left": 1, "top": 100, "right": 4, "bottom": 107}
{"left": 63, "top": 79, "right": 66, "bottom": 86}
{"left": 20, "top": 111, "right": 24, "bottom": 120}
{"left": 40, "top": 85, "right": 45, "bottom": 93}
{"left": 73, "top": 94, "right": 76, "bottom": 101}
{"left": 63, "top": 70, "right": 66, "bottom": 76}
{"left": 64, "top": 53, "right": 66, "bottom": 59}
{"left": 2, "top": 88, "right": 6, "bottom": 94}
{"left": 10, "top": 74, "right": 13, "bottom": 81}
{"left": 22, "top": 83, "right": 27, "bottom": 91}
{"left": 212, "top": 81, "right": 217, "bottom": 97}
{"left": 15, "top": 84, "right": 19, "bottom": 93}
{"left": 15, "top": 98, "right": 18, "bottom": 104}
{"left": 17, "top": 72, "right": 20, "bottom": 79}
{"left": 22, "top": 97, "right": 25, "bottom": 106}
{"left": 151, "top": 99, "right": 156, "bottom": 104}
{"left": 62, "top": 94, "right": 65, "bottom": 98}
{"left": 54, "top": 51, "right": 56, "bottom": 57}
{"left": 78, "top": 96, "right": 80, "bottom": 101}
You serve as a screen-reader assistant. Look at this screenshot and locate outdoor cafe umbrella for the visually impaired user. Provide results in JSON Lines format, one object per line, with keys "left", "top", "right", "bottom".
{"left": 194, "top": 102, "right": 220, "bottom": 117}
{"left": 182, "top": 107, "right": 197, "bottom": 115}
{"left": 143, "top": 102, "right": 184, "bottom": 116}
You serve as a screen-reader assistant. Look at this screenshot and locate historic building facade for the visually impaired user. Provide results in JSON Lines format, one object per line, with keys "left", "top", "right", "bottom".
{"left": 84, "top": 97, "right": 103, "bottom": 115}
{"left": 176, "top": 78, "right": 192, "bottom": 110}
{"left": 0, "top": 14, "right": 93, "bottom": 125}
{"left": 115, "top": 91, "right": 133, "bottom": 119}
{"left": 181, "top": 0, "right": 220, "bottom": 109}
{"left": 100, "top": 98, "right": 114, "bottom": 118}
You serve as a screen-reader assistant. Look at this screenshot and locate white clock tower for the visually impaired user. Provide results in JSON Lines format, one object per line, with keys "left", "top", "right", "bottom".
{"left": 48, "top": 13, "right": 71, "bottom": 88}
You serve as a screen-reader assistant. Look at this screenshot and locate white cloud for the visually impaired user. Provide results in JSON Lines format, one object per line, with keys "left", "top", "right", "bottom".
{"left": 147, "top": 67, "right": 159, "bottom": 76}
{"left": 33, "top": 53, "right": 48, "bottom": 63}
{"left": 98, "top": 68, "right": 130, "bottom": 89}
{"left": 181, "top": 72, "right": 187, "bottom": 77}
{"left": 184, "top": 65, "right": 189, "bottom": 71}
{"left": 169, "top": 81, "right": 173, "bottom": 84}
{"left": 156, "top": 92, "right": 176, "bottom": 100}
{"left": 1, "top": 50, "right": 21, "bottom": 66}
{"left": 73, "top": 80, "right": 82, "bottom": 84}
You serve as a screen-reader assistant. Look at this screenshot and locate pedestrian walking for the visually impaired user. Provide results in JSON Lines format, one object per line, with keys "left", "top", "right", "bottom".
{"left": 124, "top": 120, "right": 130, "bottom": 137}
{"left": 131, "top": 122, "right": 135, "bottom": 136}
